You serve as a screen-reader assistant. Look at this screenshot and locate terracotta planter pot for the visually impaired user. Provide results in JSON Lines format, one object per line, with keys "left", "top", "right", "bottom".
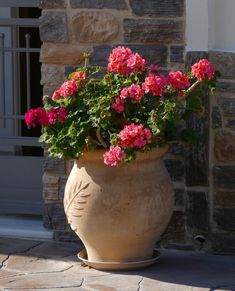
{"left": 64, "top": 147, "right": 174, "bottom": 269}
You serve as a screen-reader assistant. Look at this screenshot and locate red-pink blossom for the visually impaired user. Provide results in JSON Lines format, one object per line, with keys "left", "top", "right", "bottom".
{"left": 142, "top": 73, "right": 166, "bottom": 96}
{"left": 120, "top": 84, "right": 143, "bottom": 101}
{"left": 57, "top": 107, "right": 69, "bottom": 123}
{"left": 72, "top": 71, "right": 86, "bottom": 81}
{"left": 48, "top": 108, "right": 57, "bottom": 124}
{"left": 103, "top": 146, "right": 126, "bottom": 166}
{"left": 48, "top": 107, "right": 69, "bottom": 124}
{"left": 108, "top": 46, "right": 133, "bottom": 75}
{"left": 168, "top": 71, "right": 190, "bottom": 89}
{"left": 52, "top": 89, "right": 61, "bottom": 101}
{"left": 128, "top": 84, "right": 143, "bottom": 101}
{"left": 60, "top": 79, "right": 78, "bottom": 98}
{"left": 126, "top": 53, "right": 146, "bottom": 74}
{"left": 111, "top": 97, "right": 125, "bottom": 113}
{"left": 118, "top": 123, "right": 152, "bottom": 148}
{"left": 191, "top": 59, "right": 215, "bottom": 80}
{"left": 108, "top": 46, "right": 146, "bottom": 75}
{"left": 120, "top": 88, "right": 129, "bottom": 100}
{"left": 25, "top": 107, "right": 49, "bottom": 127}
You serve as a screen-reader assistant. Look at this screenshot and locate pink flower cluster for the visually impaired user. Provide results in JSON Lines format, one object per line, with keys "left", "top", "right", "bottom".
{"left": 71, "top": 71, "right": 86, "bottom": 81}
{"left": 111, "top": 97, "right": 124, "bottom": 113}
{"left": 118, "top": 123, "right": 152, "bottom": 148}
{"left": 168, "top": 71, "right": 190, "bottom": 89}
{"left": 108, "top": 46, "right": 146, "bottom": 75}
{"left": 60, "top": 79, "right": 79, "bottom": 98}
{"left": 103, "top": 146, "right": 126, "bottom": 166}
{"left": 112, "top": 84, "right": 143, "bottom": 113}
{"left": 52, "top": 90, "right": 61, "bottom": 101}
{"left": 127, "top": 53, "right": 146, "bottom": 73}
{"left": 142, "top": 73, "right": 166, "bottom": 96}
{"left": 191, "top": 59, "right": 215, "bottom": 80}
{"left": 52, "top": 79, "right": 80, "bottom": 101}
{"left": 48, "top": 107, "right": 68, "bottom": 124}
{"left": 25, "top": 107, "right": 68, "bottom": 127}
{"left": 120, "top": 84, "right": 143, "bottom": 101}
{"left": 25, "top": 107, "right": 49, "bottom": 127}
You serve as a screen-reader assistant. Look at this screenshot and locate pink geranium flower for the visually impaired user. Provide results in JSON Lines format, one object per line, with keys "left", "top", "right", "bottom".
{"left": 57, "top": 107, "right": 69, "bottom": 123}
{"left": 108, "top": 46, "right": 146, "bottom": 75}
{"left": 191, "top": 59, "right": 215, "bottom": 80}
{"left": 103, "top": 146, "right": 126, "bottom": 166}
{"left": 120, "top": 84, "right": 143, "bottom": 102}
{"left": 120, "top": 87, "right": 129, "bottom": 100}
{"left": 127, "top": 53, "right": 146, "bottom": 74}
{"left": 60, "top": 79, "right": 79, "bottom": 98}
{"left": 111, "top": 97, "right": 125, "bottom": 113}
{"left": 142, "top": 73, "right": 166, "bottom": 96}
{"left": 25, "top": 107, "right": 49, "bottom": 127}
{"left": 108, "top": 46, "right": 133, "bottom": 75}
{"left": 48, "top": 107, "right": 69, "bottom": 124}
{"left": 52, "top": 89, "right": 61, "bottom": 101}
{"left": 71, "top": 71, "right": 86, "bottom": 81}
{"left": 168, "top": 71, "right": 190, "bottom": 89}
{"left": 118, "top": 123, "right": 152, "bottom": 149}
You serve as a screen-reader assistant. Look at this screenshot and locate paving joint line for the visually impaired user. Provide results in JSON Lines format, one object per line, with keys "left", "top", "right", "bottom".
{"left": 137, "top": 277, "right": 144, "bottom": 291}
{"left": 22, "top": 242, "right": 43, "bottom": 254}
{"left": 0, "top": 255, "right": 10, "bottom": 269}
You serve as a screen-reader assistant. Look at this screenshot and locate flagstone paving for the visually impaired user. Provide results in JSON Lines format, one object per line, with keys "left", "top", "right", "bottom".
{"left": 0, "top": 237, "right": 235, "bottom": 291}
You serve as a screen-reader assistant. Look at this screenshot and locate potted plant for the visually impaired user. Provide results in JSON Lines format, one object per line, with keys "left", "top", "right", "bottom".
{"left": 25, "top": 47, "right": 217, "bottom": 270}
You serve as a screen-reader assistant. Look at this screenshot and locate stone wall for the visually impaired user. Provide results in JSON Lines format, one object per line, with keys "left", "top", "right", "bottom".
{"left": 39, "top": 0, "right": 235, "bottom": 253}
{"left": 208, "top": 52, "right": 235, "bottom": 254}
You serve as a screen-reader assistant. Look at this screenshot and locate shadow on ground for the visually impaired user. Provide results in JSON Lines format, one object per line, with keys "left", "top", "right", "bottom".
{"left": 0, "top": 237, "right": 235, "bottom": 290}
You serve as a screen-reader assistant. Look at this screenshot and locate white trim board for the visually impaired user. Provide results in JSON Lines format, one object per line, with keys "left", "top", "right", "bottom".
{"left": 186, "top": 0, "right": 235, "bottom": 52}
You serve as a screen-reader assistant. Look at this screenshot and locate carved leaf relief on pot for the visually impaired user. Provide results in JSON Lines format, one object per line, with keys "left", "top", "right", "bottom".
{"left": 64, "top": 181, "right": 90, "bottom": 230}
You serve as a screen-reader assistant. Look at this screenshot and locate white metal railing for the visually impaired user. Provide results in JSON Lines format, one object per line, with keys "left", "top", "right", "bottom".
{"left": 0, "top": 2, "right": 41, "bottom": 147}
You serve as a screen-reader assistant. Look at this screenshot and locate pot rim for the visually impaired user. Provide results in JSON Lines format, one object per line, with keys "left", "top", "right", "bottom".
{"left": 76, "top": 146, "right": 169, "bottom": 163}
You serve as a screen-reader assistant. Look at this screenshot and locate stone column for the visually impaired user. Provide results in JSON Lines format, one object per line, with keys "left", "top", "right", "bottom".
{"left": 209, "top": 52, "right": 235, "bottom": 254}
{"left": 39, "top": 0, "right": 188, "bottom": 243}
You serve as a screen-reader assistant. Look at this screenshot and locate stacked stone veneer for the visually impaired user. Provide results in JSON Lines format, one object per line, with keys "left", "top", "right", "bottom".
{"left": 39, "top": 0, "right": 235, "bottom": 253}
{"left": 208, "top": 52, "right": 235, "bottom": 254}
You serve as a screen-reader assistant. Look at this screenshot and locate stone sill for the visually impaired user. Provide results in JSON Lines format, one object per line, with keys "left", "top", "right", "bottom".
{"left": 0, "top": 216, "right": 53, "bottom": 241}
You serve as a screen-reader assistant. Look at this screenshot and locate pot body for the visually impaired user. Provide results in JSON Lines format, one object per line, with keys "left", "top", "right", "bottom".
{"left": 64, "top": 147, "right": 174, "bottom": 263}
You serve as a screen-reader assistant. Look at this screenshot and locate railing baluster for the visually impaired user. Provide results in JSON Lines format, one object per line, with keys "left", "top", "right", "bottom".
{"left": 25, "top": 33, "right": 31, "bottom": 110}
{"left": 12, "top": 26, "right": 18, "bottom": 136}
{"left": 0, "top": 33, "right": 5, "bottom": 128}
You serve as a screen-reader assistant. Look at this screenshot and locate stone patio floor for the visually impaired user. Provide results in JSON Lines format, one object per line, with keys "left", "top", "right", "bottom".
{"left": 0, "top": 237, "right": 235, "bottom": 291}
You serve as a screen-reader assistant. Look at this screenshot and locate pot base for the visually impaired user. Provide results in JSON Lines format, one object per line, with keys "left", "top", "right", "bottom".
{"left": 78, "top": 249, "right": 160, "bottom": 271}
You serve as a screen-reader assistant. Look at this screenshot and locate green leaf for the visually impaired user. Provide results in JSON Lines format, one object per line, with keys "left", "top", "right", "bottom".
{"left": 38, "top": 132, "right": 48, "bottom": 143}
{"left": 124, "top": 149, "right": 136, "bottom": 163}
{"left": 186, "top": 95, "right": 205, "bottom": 116}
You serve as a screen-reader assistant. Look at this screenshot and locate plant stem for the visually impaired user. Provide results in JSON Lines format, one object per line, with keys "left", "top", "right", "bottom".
{"left": 178, "top": 79, "right": 201, "bottom": 102}
{"left": 88, "top": 135, "right": 102, "bottom": 146}
{"left": 48, "top": 124, "right": 59, "bottom": 133}
{"left": 185, "top": 79, "right": 201, "bottom": 96}
{"left": 83, "top": 52, "right": 90, "bottom": 68}
{"left": 96, "top": 128, "right": 108, "bottom": 148}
